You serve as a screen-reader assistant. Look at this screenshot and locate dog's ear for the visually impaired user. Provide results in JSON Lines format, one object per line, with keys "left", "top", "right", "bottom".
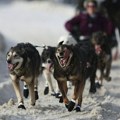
{"left": 9, "top": 47, "right": 14, "bottom": 51}
{"left": 58, "top": 41, "right": 64, "bottom": 46}
{"left": 20, "top": 47, "right": 26, "bottom": 56}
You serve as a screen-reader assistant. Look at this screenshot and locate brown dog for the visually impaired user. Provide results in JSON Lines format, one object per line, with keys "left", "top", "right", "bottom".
{"left": 6, "top": 43, "right": 41, "bottom": 109}
{"left": 53, "top": 43, "right": 97, "bottom": 112}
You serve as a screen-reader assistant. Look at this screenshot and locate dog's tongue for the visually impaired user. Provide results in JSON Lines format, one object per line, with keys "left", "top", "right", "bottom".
{"left": 95, "top": 45, "right": 102, "bottom": 55}
{"left": 8, "top": 64, "right": 14, "bottom": 70}
{"left": 46, "top": 64, "right": 52, "bottom": 71}
{"left": 60, "top": 51, "right": 69, "bottom": 66}
{"left": 60, "top": 58, "right": 66, "bottom": 66}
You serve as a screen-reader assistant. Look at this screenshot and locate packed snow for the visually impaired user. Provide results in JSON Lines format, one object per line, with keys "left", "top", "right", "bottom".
{"left": 0, "top": 1, "right": 120, "bottom": 120}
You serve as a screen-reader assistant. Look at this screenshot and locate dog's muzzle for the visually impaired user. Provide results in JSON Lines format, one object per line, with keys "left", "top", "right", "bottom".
{"left": 95, "top": 45, "right": 102, "bottom": 55}
{"left": 42, "top": 59, "right": 53, "bottom": 71}
{"left": 56, "top": 51, "right": 73, "bottom": 68}
{"left": 7, "top": 60, "right": 19, "bottom": 71}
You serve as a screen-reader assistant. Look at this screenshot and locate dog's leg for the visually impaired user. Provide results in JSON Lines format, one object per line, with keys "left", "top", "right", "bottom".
{"left": 55, "top": 80, "right": 61, "bottom": 98}
{"left": 74, "top": 80, "right": 85, "bottom": 112}
{"left": 67, "top": 81, "right": 72, "bottom": 89}
{"left": 89, "top": 70, "right": 96, "bottom": 93}
{"left": 104, "top": 60, "right": 112, "bottom": 81}
{"left": 66, "top": 80, "right": 84, "bottom": 112}
{"left": 43, "top": 69, "right": 55, "bottom": 95}
{"left": 23, "top": 82, "right": 29, "bottom": 98}
{"left": 99, "top": 68, "right": 105, "bottom": 85}
{"left": 34, "top": 78, "right": 39, "bottom": 100}
{"left": 12, "top": 79, "right": 25, "bottom": 109}
{"left": 57, "top": 80, "right": 69, "bottom": 104}
{"left": 28, "top": 80, "right": 35, "bottom": 106}
{"left": 44, "top": 78, "right": 49, "bottom": 95}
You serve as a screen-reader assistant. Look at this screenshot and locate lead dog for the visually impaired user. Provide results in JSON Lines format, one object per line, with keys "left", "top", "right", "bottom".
{"left": 6, "top": 43, "right": 41, "bottom": 109}
{"left": 53, "top": 43, "right": 97, "bottom": 112}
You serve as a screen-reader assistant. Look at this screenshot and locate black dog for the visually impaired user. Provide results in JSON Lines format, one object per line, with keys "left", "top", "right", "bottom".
{"left": 91, "top": 31, "right": 112, "bottom": 87}
{"left": 53, "top": 42, "right": 97, "bottom": 112}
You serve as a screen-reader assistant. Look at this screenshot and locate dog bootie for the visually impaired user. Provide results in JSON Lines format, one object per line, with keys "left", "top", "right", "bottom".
{"left": 23, "top": 85, "right": 29, "bottom": 98}
{"left": 65, "top": 103, "right": 69, "bottom": 109}
{"left": 67, "top": 99, "right": 76, "bottom": 112}
{"left": 105, "top": 76, "right": 111, "bottom": 82}
{"left": 18, "top": 104, "right": 26, "bottom": 110}
{"left": 51, "top": 91, "right": 56, "bottom": 96}
{"left": 74, "top": 105, "right": 81, "bottom": 112}
{"left": 59, "top": 96, "right": 63, "bottom": 103}
{"left": 44, "top": 86, "right": 49, "bottom": 95}
{"left": 89, "top": 85, "right": 96, "bottom": 93}
{"left": 55, "top": 93, "right": 61, "bottom": 98}
{"left": 35, "top": 91, "right": 39, "bottom": 100}
{"left": 95, "top": 82, "right": 102, "bottom": 89}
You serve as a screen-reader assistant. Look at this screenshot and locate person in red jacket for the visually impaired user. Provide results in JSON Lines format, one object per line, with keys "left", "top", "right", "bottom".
{"left": 65, "top": 0, "right": 118, "bottom": 59}
{"left": 65, "top": 0, "right": 114, "bottom": 41}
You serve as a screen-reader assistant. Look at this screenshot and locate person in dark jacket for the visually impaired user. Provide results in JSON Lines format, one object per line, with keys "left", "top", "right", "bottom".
{"left": 65, "top": 0, "right": 119, "bottom": 60}
{"left": 65, "top": 0, "right": 114, "bottom": 41}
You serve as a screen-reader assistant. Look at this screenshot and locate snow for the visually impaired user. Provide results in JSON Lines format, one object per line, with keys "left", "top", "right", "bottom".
{"left": 0, "top": 1, "right": 120, "bottom": 120}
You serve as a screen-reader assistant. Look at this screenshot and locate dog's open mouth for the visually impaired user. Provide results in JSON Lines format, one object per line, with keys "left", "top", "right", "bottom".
{"left": 8, "top": 62, "right": 19, "bottom": 71}
{"left": 56, "top": 52, "right": 73, "bottom": 68}
{"left": 95, "top": 45, "right": 102, "bottom": 55}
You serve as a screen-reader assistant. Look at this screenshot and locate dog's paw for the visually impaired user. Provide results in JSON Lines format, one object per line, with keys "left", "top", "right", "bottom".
{"left": 44, "top": 86, "right": 49, "bottom": 95}
{"left": 105, "top": 76, "right": 112, "bottom": 82}
{"left": 18, "top": 104, "right": 26, "bottom": 110}
{"left": 89, "top": 86, "right": 96, "bottom": 94}
{"left": 67, "top": 99, "right": 76, "bottom": 112}
{"left": 35, "top": 91, "right": 39, "bottom": 100}
{"left": 59, "top": 96, "right": 63, "bottom": 103}
{"left": 23, "top": 88, "right": 29, "bottom": 98}
{"left": 65, "top": 103, "right": 69, "bottom": 109}
{"left": 31, "top": 103, "right": 35, "bottom": 106}
{"left": 95, "top": 82, "right": 102, "bottom": 89}
{"left": 51, "top": 92, "right": 56, "bottom": 96}
{"left": 55, "top": 93, "right": 61, "bottom": 98}
{"left": 74, "top": 105, "right": 81, "bottom": 112}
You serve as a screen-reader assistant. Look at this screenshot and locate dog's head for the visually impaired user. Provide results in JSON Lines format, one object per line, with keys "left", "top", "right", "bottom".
{"left": 6, "top": 45, "right": 26, "bottom": 71}
{"left": 41, "top": 46, "right": 55, "bottom": 70}
{"left": 55, "top": 45, "right": 73, "bottom": 68}
{"left": 91, "top": 31, "right": 107, "bottom": 55}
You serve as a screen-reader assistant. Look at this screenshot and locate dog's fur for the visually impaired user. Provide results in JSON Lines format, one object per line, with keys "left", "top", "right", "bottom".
{"left": 6, "top": 43, "right": 41, "bottom": 109}
{"left": 53, "top": 43, "right": 97, "bottom": 112}
{"left": 91, "top": 31, "right": 112, "bottom": 86}
{"left": 41, "top": 46, "right": 60, "bottom": 96}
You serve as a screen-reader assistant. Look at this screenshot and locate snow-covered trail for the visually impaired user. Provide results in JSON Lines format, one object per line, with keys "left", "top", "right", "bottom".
{"left": 0, "top": 1, "right": 120, "bottom": 120}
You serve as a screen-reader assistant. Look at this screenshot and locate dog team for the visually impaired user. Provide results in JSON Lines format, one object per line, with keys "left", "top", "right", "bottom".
{"left": 6, "top": 0, "right": 118, "bottom": 112}
{"left": 6, "top": 32, "right": 114, "bottom": 112}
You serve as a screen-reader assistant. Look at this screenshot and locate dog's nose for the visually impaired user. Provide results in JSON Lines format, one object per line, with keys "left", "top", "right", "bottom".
{"left": 47, "top": 59, "right": 51, "bottom": 63}
{"left": 7, "top": 60, "right": 11, "bottom": 64}
{"left": 60, "top": 52, "right": 64, "bottom": 56}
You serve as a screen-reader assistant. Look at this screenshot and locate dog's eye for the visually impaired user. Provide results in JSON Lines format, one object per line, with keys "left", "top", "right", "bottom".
{"left": 14, "top": 54, "right": 18, "bottom": 57}
{"left": 7, "top": 54, "right": 10, "bottom": 57}
{"left": 57, "top": 49, "right": 61, "bottom": 52}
